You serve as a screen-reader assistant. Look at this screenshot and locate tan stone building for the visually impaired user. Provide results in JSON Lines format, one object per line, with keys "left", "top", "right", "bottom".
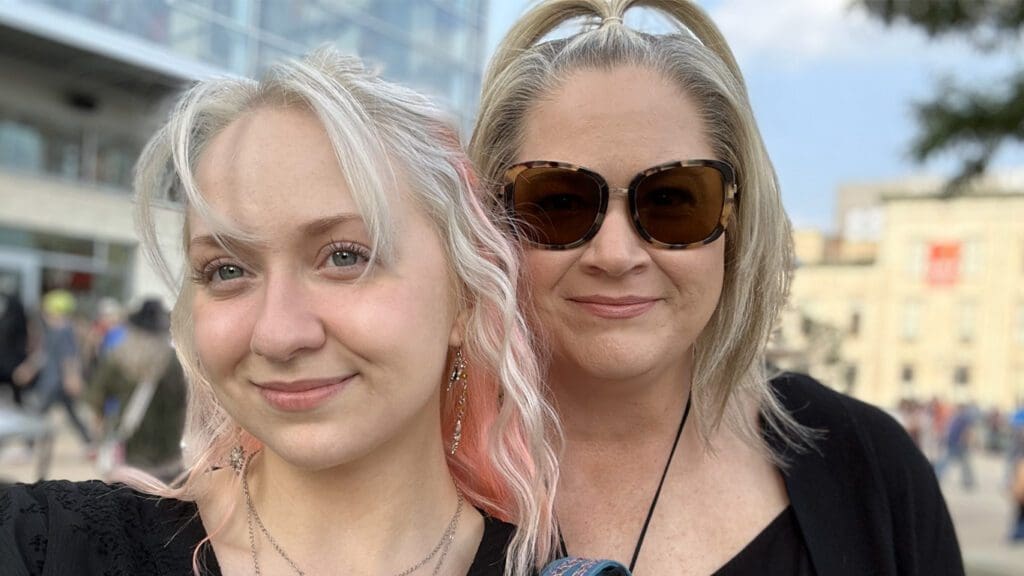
{"left": 771, "top": 171, "right": 1024, "bottom": 410}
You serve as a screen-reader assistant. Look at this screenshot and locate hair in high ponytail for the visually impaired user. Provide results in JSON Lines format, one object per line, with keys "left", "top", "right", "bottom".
{"left": 471, "top": 0, "right": 817, "bottom": 464}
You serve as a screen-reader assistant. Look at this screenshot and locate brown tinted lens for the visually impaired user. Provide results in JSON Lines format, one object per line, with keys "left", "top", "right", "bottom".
{"left": 512, "top": 167, "right": 602, "bottom": 246}
{"left": 634, "top": 165, "right": 725, "bottom": 245}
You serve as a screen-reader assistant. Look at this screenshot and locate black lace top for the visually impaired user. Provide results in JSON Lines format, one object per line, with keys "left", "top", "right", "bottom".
{"left": 0, "top": 480, "right": 514, "bottom": 576}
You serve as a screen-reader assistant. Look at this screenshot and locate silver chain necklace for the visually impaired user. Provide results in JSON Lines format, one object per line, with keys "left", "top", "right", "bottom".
{"left": 241, "top": 452, "right": 465, "bottom": 576}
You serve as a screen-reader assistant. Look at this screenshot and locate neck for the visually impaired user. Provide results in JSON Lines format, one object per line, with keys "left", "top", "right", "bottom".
{"left": 548, "top": 353, "right": 693, "bottom": 447}
{"left": 205, "top": 408, "right": 475, "bottom": 574}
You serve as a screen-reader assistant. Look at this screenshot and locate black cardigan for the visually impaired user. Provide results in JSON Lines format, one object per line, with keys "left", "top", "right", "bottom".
{"left": 771, "top": 373, "right": 964, "bottom": 575}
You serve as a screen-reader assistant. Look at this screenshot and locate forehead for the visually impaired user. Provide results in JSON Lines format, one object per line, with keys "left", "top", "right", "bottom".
{"left": 189, "top": 106, "right": 390, "bottom": 238}
{"left": 518, "top": 65, "right": 713, "bottom": 184}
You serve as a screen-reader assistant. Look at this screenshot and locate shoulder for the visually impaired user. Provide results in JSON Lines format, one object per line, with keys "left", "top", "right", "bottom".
{"left": 467, "top": 514, "right": 516, "bottom": 576}
{"left": 771, "top": 371, "right": 933, "bottom": 483}
{"left": 770, "top": 372, "right": 963, "bottom": 573}
{"left": 1, "top": 480, "right": 133, "bottom": 535}
{"left": 771, "top": 371, "right": 912, "bottom": 453}
{"left": 0, "top": 480, "right": 207, "bottom": 575}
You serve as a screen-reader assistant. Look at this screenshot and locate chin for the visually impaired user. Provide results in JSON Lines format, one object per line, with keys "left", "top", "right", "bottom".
{"left": 258, "top": 427, "right": 378, "bottom": 472}
{"left": 268, "top": 444, "right": 367, "bottom": 472}
{"left": 564, "top": 351, "right": 649, "bottom": 380}
{"left": 560, "top": 339, "right": 687, "bottom": 381}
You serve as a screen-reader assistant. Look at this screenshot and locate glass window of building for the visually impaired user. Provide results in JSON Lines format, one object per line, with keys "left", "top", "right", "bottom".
{"left": 953, "top": 365, "right": 971, "bottom": 387}
{"left": 958, "top": 301, "right": 976, "bottom": 343}
{"left": 849, "top": 303, "right": 862, "bottom": 337}
{"left": 905, "top": 240, "right": 926, "bottom": 280}
{"left": 901, "top": 299, "right": 921, "bottom": 341}
{"left": 962, "top": 239, "right": 983, "bottom": 279}
{"left": 901, "top": 364, "right": 914, "bottom": 384}
{"left": 1016, "top": 304, "right": 1024, "bottom": 345}
{"left": 844, "top": 364, "right": 858, "bottom": 394}
{"left": 33, "top": 0, "right": 487, "bottom": 129}
{"left": 0, "top": 106, "right": 140, "bottom": 191}
{"left": 900, "top": 363, "right": 914, "bottom": 395}
{"left": 1017, "top": 368, "right": 1024, "bottom": 404}
{"left": 0, "top": 225, "right": 133, "bottom": 307}
{"left": 0, "top": 118, "right": 44, "bottom": 171}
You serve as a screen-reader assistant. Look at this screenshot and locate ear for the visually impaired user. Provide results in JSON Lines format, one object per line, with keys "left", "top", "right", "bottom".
{"left": 448, "top": 303, "right": 470, "bottom": 348}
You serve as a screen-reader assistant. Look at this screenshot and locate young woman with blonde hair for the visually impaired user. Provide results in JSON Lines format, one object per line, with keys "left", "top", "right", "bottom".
{"left": 472, "top": 1, "right": 962, "bottom": 574}
{"left": 1, "top": 48, "right": 559, "bottom": 576}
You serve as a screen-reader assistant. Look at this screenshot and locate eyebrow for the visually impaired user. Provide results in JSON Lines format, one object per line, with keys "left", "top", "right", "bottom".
{"left": 300, "top": 213, "right": 365, "bottom": 237}
{"left": 187, "top": 213, "right": 366, "bottom": 252}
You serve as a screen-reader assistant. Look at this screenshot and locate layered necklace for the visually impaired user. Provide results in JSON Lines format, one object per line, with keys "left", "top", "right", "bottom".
{"left": 240, "top": 451, "right": 465, "bottom": 576}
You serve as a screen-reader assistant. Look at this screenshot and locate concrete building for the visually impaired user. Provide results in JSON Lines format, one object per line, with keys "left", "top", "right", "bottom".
{"left": 0, "top": 0, "right": 488, "bottom": 312}
{"left": 772, "top": 170, "right": 1024, "bottom": 410}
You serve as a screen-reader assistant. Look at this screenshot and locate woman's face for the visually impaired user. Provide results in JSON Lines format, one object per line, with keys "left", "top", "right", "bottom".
{"left": 189, "top": 107, "right": 463, "bottom": 470}
{"left": 516, "top": 66, "right": 725, "bottom": 384}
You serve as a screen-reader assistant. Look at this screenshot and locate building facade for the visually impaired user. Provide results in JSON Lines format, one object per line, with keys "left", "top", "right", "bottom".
{"left": 0, "top": 0, "right": 488, "bottom": 312}
{"left": 772, "top": 171, "right": 1024, "bottom": 411}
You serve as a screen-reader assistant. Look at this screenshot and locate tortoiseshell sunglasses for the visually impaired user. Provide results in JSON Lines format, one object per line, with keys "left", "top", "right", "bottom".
{"left": 500, "top": 159, "right": 738, "bottom": 250}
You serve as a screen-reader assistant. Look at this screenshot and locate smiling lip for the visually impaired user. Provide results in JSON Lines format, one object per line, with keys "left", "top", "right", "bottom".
{"left": 253, "top": 375, "right": 355, "bottom": 412}
{"left": 569, "top": 295, "right": 659, "bottom": 319}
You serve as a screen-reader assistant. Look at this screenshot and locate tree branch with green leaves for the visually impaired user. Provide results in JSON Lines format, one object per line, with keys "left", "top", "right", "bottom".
{"left": 855, "top": 0, "right": 1024, "bottom": 191}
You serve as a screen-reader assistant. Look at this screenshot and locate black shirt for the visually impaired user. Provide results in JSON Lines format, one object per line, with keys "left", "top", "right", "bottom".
{"left": 0, "top": 480, "right": 513, "bottom": 576}
{"left": 714, "top": 506, "right": 814, "bottom": 575}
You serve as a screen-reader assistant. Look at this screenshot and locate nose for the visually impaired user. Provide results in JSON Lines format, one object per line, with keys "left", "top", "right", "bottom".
{"left": 250, "top": 272, "right": 326, "bottom": 363}
{"left": 578, "top": 191, "right": 649, "bottom": 277}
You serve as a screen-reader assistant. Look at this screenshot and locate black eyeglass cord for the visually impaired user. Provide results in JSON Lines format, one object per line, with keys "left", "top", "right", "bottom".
{"left": 558, "top": 390, "right": 693, "bottom": 573}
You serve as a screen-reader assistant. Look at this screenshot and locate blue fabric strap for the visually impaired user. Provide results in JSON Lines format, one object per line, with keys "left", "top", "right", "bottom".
{"left": 540, "top": 557, "right": 631, "bottom": 576}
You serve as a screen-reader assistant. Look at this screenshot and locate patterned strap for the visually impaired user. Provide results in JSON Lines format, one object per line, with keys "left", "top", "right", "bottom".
{"left": 540, "top": 557, "right": 631, "bottom": 576}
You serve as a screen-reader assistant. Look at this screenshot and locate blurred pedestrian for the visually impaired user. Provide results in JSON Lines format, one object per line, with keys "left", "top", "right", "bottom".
{"left": 1010, "top": 407, "right": 1024, "bottom": 542}
{"left": 13, "top": 290, "right": 93, "bottom": 448}
{"left": 87, "top": 299, "right": 185, "bottom": 480}
{"left": 83, "top": 297, "right": 126, "bottom": 379}
{"left": 1013, "top": 466, "right": 1024, "bottom": 542}
{"left": 0, "top": 291, "right": 29, "bottom": 406}
{"left": 926, "top": 396, "right": 952, "bottom": 463}
{"left": 983, "top": 407, "right": 1006, "bottom": 454}
{"left": 935, "top": 402, "right": 977, "bottom": 490}
{"left": 898, "top": 398, "right": 925, "bottom": 449}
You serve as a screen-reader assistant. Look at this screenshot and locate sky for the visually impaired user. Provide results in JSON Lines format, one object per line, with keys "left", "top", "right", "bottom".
{"left": 484, "top": 0, "right": 1024, "bottom": 232}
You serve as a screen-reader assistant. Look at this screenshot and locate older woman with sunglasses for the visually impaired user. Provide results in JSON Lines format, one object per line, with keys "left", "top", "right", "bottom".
{"left": 471, "top": 1, "right": 963, "bottom": 574}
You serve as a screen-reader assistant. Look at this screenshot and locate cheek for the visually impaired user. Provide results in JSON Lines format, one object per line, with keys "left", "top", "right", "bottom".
{"left": 524, "top": 250, "right": 573, "bottom": 296}
{"left": 323, "top": 279, "right": 457, "bottom": 362}
{"left": 191, "top": 297, "right": 253, "bottom": 379}
{"left": 662, "top": 240, "right": 726, "bottom": 304}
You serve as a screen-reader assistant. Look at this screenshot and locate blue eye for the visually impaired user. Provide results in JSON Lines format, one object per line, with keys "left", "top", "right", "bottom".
{"left": 216, "top": 264, "right": 245, "bottom": 281}
{"left": 330, "top": 250, "right": 361, "bottom": 267}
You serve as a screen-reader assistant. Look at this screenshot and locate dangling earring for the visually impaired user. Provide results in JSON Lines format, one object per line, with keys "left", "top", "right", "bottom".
{"left": 229, "top": 444, "right": 245, "bottom": 475}
{"left": 447, "top": 348, "right": 468, "bottom": 455}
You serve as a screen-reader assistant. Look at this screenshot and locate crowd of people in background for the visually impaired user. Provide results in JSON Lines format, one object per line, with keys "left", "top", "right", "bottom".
{"left": 896, "top": 396, "right": 1024, "bottom": 543}
{"left": 0, "top": 289, "right": 185, "bottom": 481}
{"left": 3, "top": 287, "right": 1024, "bottom": 543}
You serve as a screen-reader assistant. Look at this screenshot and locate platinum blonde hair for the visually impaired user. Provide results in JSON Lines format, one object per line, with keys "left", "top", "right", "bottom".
{"left": 470, "top": 0, "right": 815, "bottom": 460}
{"left": 134, "top": 48, "right": 559, "bottom": 574}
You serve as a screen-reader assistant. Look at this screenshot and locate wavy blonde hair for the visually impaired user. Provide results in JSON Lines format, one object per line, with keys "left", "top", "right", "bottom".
{"left": 470, "top": 0, "right": 814, "bottom": 460}
{"left": 132, "top": 48, "right": 559, "bottom": 575}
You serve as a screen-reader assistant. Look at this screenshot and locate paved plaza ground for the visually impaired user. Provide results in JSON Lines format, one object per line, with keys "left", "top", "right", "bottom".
{"left": 2, "top": 408, "right": 1022, "bottom": 574}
